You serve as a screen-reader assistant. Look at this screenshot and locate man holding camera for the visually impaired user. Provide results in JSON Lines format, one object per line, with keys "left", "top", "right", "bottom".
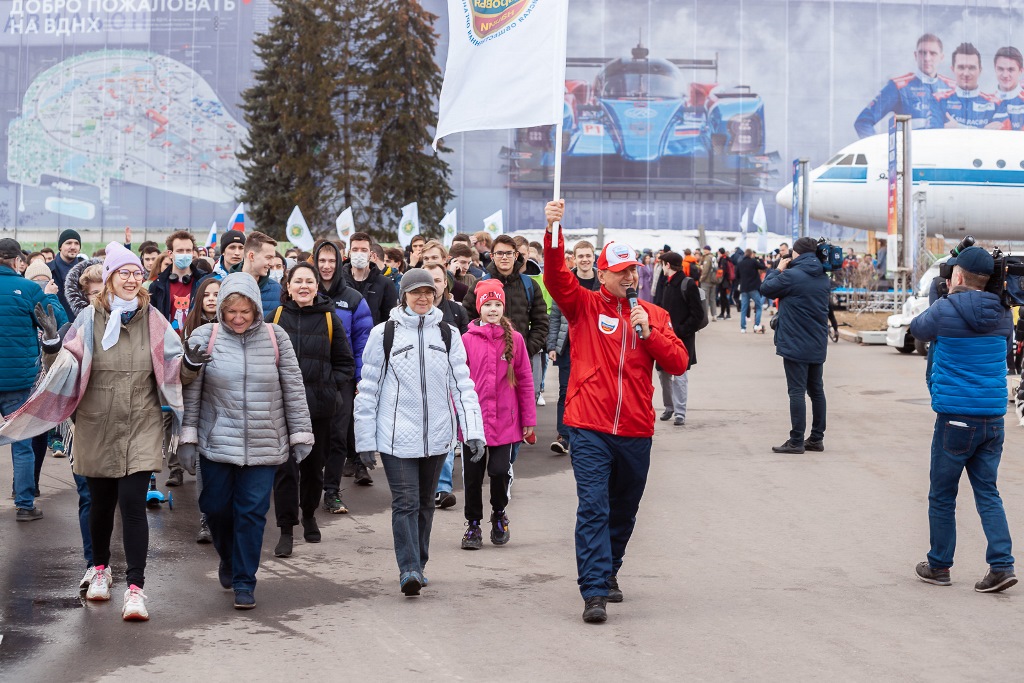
{"left": 909, "top": 246, "right": 1016, "bottom": 593}
{"left": 760, "top": 237, "right": 831, "bottom": 454}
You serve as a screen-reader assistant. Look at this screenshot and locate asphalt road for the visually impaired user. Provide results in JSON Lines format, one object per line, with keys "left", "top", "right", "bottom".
{"left": 2, "top": 312, "right": 1024, "bottom": 681}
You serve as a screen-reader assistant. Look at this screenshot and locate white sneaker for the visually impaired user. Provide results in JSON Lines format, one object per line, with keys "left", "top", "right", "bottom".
{"left": 122, "top": 585, "right": 149, "bottom": 621}
{"left": 740, "top": 328, "right": 747, "bottom": 334}
{"left": 755, "top": 324, "right": 764, "bottom": 333}
{"left": 79, "top": 566, "right": 97, "bottom": 591}
{"left": 536, "top": 395, "right": 546, "bottom": 406}
{"left": 86, "top": 565, "right": 112, "bottom": 601}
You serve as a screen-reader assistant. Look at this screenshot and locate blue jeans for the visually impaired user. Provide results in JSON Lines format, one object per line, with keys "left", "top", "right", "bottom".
{"left": 928, "top": 415, "right": 1014, "bottom": 571}
{"left": 567, "top": 427, "right": 651, "bottom": 599}
{"left": 75, "top": 473, "right": 93, "bottom": 566}
{"left": 782, "top": 359, "right": 826, "bottom": 445}
{"left": 555, "top": 354, "right": 571, "bottom": 439}
{"left": 381, "top": 453, "right": 445, "bottom": 576}
{"left": 198, "top": 456, "right": 276, "bottom": 593}
{"left": 1, "top": 389, "right": 35, "bottom": 510}
{"left": 435, "top": 450, "right": 455, "bottom": 495}
{"left": 740, "top": 291, "right": 763, "bottom": 329}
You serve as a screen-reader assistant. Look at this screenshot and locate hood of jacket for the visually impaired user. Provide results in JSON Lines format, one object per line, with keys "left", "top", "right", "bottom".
{"left": 65, "top": 257, "right": 103, "bottom": 316}
{"left": 948, "top": 289, "right": 1007, "bottom": 334}
{"left": 790, "top": 251, "right": 826, "bottom": 278}
{"left": 217, "top": 272, "right": 264, "bottom": 331}
{"left": 389, "top": 303, "right": 443, "bottom": 329}
{"left": 313, "top": 241, "right": 349, "bottom": 298}
{"left": 283, "top": 292, "right": 336, "bottom": 316}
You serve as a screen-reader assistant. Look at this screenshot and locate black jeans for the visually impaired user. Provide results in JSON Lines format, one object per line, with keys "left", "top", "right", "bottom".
{"left": 87, "top": 471, "right": 151, "bottom": 588}
{"left": 717, "top": 282, "right": 732, "bottom": 316}
{"left": 463, "top": 443, "right": 514, "bottom": 522}
{"left": 783, "top": 359, "right": 826, "bottom": 445}
{"left": 323, "top": 384, "right": 355, "bottom": 491}
{"left": 31, "top": 433, "right": 46, "bottom": 494}
{"left": 274, "top": 417, "right": 330, "bottom": 527}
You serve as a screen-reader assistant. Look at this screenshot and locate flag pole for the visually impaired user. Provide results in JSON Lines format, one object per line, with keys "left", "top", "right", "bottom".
{"left": 552, "top": 122, "right": 563, "bottom": 242}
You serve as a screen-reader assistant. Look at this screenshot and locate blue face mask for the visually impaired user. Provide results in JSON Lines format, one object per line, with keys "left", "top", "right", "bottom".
{"left": 174, "top": 254, "right": 193, "bottom": 269}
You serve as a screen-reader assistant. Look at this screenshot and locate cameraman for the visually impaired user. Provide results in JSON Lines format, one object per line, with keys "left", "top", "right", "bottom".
{"left": 760, "top": 237, "right": 831, "bottom": 454}
{"left": 909, "top": 246, "right": 1016, "bottom": 593}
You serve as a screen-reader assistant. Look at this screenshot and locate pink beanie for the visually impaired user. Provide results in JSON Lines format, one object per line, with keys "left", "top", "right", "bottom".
{"left": 475, "top": 279, "right": 505, "bottom": 310}
{"left": 102, "top": 242, "right": 144, "bottom": 282}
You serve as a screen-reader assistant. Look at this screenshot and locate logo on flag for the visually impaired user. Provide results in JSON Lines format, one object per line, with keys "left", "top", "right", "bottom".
{"left": 401, "top": 219, "right": 415, "bottom": 236}
{"left": 466, "top": 0, "right": 535, "bottom": 43}
{"left": 288, "top": 224, "right": 304, "bottom": 240}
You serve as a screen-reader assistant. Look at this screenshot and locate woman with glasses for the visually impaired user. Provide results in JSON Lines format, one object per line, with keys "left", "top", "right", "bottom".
{"left": 354, "top": 268, "right": 485, "bottom": 596}
{"left": 29, "top": 242, "right": 210, "bottom": 621}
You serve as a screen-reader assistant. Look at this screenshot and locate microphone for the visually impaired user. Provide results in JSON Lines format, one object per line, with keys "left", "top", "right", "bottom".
{"left": 625, "top": 287, "right": 642, "bottom": 336}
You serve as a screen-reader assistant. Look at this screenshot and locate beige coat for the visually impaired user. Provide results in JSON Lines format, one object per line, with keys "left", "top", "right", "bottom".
{"left": 72, "top": 307, "right": 197, "bottom": 478}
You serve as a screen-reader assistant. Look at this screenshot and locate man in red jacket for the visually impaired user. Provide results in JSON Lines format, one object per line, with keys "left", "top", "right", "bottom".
{"left": 543, "top": 200, "right": 688, "bottom": 624}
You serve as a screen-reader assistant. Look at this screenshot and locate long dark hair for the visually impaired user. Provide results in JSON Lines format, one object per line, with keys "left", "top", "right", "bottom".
{"left": 281, "top": 262, "right": 320, "bottom": 303}
{"left": 183, "top": 277, "right": 221, "bottom": 338}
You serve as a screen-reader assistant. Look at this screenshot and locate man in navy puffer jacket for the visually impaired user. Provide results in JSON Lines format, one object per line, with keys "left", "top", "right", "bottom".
{"left": 909, "top": 246, "right": 1016, "bottom": 593}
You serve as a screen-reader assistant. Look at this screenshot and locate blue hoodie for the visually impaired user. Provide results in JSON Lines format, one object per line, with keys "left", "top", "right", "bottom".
{"left": 910, "top": 289, "right": 1011, "bottom": 417}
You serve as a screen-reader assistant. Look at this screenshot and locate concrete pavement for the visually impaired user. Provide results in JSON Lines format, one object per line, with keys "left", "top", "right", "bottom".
{"left": 2, "top": 311, "right": 1024, "bottom": 681}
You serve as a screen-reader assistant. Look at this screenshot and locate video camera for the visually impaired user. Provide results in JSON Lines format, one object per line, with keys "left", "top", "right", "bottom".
{"left": 815, "top": 237, "right": 844, "bottom": 272}
{"left": 936, "top": 235, "right": 1024, "bottom": 308}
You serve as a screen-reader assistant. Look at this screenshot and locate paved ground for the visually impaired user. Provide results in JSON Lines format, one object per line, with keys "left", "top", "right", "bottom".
{"left": 2, "top": 311, "right": 1024, "bottom": 681}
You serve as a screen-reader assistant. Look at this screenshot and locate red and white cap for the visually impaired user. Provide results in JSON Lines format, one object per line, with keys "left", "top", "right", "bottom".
{"left": 597, "top": 241, "right": 640, "bottom": 272}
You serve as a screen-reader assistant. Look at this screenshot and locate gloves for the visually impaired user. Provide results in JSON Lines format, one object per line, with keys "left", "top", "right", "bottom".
{"left": 183, "top": 342, "right": 213, "bottom": 368}
{"left": 34, "top": 303, "right": 59, "bottom": 342}
{"left": 178, "top": 443, "right": 197, "bottom": 476}
{"left": 466, "top": 439, "right": 486, "bottom": 463}
{"left": 293, "top": 443, "right": 312, "bottom": 462}
{"left": 358, "top": 451, "right": 377, "bottom": 470}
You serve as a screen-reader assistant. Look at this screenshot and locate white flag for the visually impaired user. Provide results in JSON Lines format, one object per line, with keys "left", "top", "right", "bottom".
{"left": 753, "top": 199, "right": 768, "bottom": 254}
{"left": 204, "top": 221, "right": 217, "bottom": 250}
{"left": 433, "top": 0, "right": 569, "bottom": 147}
{"left": 286, "top": 206, "right": 314, "bottom": 251}
{"left": 483, "top": 210, "right": 503, "bottom": 239}
{"left": 738, "top": 209, "right": 749, "bottom": 250}
{"left": 440, "top": 209, "right": 458, "bottom": 248}
{"left": 336, "top": 207, "right": 355, "bottom": 243}
{"left": 397, "top": 202, "right": 420, "bottom": 249}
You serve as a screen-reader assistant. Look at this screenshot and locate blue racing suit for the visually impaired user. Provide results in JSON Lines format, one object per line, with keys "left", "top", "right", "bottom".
{"left": 992, "top": 85, "right": 1024, "bottom": 131}
{"left": 855, "top": 71, "right": 953, "bottom": 138}
{"left": 929, "top": 88, "right": 999, "bottom": 129}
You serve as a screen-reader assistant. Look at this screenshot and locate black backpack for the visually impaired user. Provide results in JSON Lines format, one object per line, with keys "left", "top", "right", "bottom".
{"left": 381, "top": 319, "right": 454, "bottom": 378}
{"left": 681, "top": 277, "right": 710, "bottom": 331}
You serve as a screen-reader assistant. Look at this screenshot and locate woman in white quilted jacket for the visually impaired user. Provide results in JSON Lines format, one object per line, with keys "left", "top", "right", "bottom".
{"left": 354, "top": 268, "right": 485, "bottom": 596}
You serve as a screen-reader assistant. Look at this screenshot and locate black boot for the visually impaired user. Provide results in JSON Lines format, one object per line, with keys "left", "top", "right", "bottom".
{"left": 302, "top": 515, "right": 321, "bottom": 543}
{"left": 274, "top": 528, "right": 293, "bottom": 557}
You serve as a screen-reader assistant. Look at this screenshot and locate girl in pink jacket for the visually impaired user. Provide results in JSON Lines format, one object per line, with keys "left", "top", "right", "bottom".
{"left": 460, "top": 279, "right": 537, "bottom": 550}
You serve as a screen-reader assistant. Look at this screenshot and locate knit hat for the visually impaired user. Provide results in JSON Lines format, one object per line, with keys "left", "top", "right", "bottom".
{"left": 24, "top": 260, "right": 51, "bottom": 282}
{"left": 475, "top": 279, "right": 505, "bottom": 310}
{"left": 221, "top": 230, "right": 245, "bottom": 250}
{"left": 58, "top": 229, "right": 81, "bottom": 249}
{"left": 102, "top": 242, "right": 144, "bottom": 282}
{"left": 793, "top": 237, "right": 818, "bottom": 255}
{"left": 399, "top": 267, "right": 435, "bottom": 295}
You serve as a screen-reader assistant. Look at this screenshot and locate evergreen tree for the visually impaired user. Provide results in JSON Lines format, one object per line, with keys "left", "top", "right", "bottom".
{"left": 362, "top": 0, "right": 453, "bottom": 241}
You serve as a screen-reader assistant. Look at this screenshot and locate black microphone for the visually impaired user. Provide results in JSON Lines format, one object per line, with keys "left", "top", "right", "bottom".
{"left": 625, "top": 287, "right": 642, "bottom": 336}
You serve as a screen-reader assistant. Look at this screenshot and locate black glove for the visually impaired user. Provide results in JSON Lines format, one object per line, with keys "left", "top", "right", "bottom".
{"left": 183, "top": 342, "right": 213, "bottom": 368}
{"left": 178, "top": 443, "right": 197, "bottom": 476}
{"left": 34, "top": 303, "right": 59, "bottom": 341}
{"left": 358, "top": 451, "right": 377, "bottom": 470}
{"left": 466, "top": 439, "right": 486, "bottom": 463}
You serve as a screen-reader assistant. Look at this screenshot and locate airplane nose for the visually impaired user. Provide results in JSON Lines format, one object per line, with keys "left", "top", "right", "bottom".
{"left": 775, "top": 183, "right": 794, "bottom": 210}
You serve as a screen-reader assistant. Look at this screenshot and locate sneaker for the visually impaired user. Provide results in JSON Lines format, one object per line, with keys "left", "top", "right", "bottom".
{"left": 436, "top": 491, "right": 457, "bottom": 509}
{"left": 805, "top": 439, "right": 824, "bottom": 452}
{"left": 324, "top": 490, "right": 348, "bottom": 514}
{"left": 582, "top": 596, "right": 607, "bottom": 624}
{"left": 673, "top": 416, "right": 685, "bottom": 426}
{"left": 490, "top": 510, "right": 510, "bottom": 546}
{"left": 607, "top": 575, "right": 624, "bottom": 603}
{"left": 354, "top": 464, "right": 373, "bottom": 486}
{"left": 975, "top": 569, "right": 1017, "bottom": 593}
{"left": 302, "top": 516, "right": 321, "bottom": 543}
{"left": 274, "top": 531, "right": 293, "bottom": 558}
{"left": 79, "top": 566, "right": 97, "bottom": 591}
{"left": 754, "top": 324, "right": 764, "bottom": 334}
{"left": 915, "top": 561, "right": 951, "bottom": 586}
{"left": 550, "top": 436, "right": 569, "bottom": 455}
{"left": 400, "top": 571, "right": 422, "bottom": 596}
{"left": 772, "top": 440, "right": 805, "bottom": 454}
{"left": 740, "top": 328, "right": 747, "bottom": 334}
{"left": 462, "top": 521, "right": 483, "bottom": 550}
{"left": 537, "top": 394, "right": 546, "bottom": 406}
{"left": 342, "top": 460, "right": 357, "bottom": 477}
{"left": 659, "top": 409, "right": 674, "bottom": 421}
{"left": 218, "top": 560, "right": 232, "bottom": 589}
{"left": 51, "top": 439, "right": 66, "bottom": 458}
{"left": 86, "top": 565, "right": 112, "bottom": 601}
{"left": 122, "top": 585, "right": 149, "bottom": 621}
{"left": 196, "top": 521, "right": 213, "bottom": 544}
{"left": 233, "top": 590, "right": 256, "bottom": 610}
{"left": 16, "top": 507, "right": 43, "bottom": 522}
{"left": 165, "top": 469, "right": 184, "bottom": 487}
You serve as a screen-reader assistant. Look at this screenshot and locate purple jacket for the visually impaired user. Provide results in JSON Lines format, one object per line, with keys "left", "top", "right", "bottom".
{"left": 462, "top": 321, "right": 536, "bottom": 446}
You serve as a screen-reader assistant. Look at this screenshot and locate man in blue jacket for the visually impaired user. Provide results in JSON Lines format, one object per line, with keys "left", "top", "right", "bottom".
{"left": 760, "top": 237, "right": 831, "bottom": 454}
{"left": 0, "top": 238, "right": 67, "bottom": 521}
{"left": 909, "top": 246, "right": 1016, "bottom": 593}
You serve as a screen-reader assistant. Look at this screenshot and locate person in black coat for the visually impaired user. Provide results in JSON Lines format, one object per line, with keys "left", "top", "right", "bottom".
{"left": 657, "top": 252, "right": 703, "bottom": 426}
{"left": 266, "top": 263, "right": 355, "bottom": 557}
{"left": 736, "top": 249, "right": 768, "bottom": 332}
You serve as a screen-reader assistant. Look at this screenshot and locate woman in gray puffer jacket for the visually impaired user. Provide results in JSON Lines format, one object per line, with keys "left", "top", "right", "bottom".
{"left": 179, "top": 273, "right": 312, "bottom": 611}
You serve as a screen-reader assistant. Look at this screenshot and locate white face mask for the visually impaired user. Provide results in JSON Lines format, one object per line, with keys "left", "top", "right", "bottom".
{"left": 269, "top": 270, "right": 284, "bottom": 282}
{"left": 350, "top": 252, "right": 369, "bottom": 269}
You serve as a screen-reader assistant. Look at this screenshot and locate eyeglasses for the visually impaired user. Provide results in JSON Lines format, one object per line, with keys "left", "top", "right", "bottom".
{"left": 492, "top": 251, "right": 516, "bottom": 258}
{"left": 116, "top": 269, "right": 145, "bottom": 281}
{"left": 408, "top": 289, "right": 435, "bottom": 299}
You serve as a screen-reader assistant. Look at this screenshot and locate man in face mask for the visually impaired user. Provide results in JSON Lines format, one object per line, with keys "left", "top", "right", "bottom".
{"left": 342, "top": 232, "right": 398, "bottom": 326}
{"left": 149, "top": 230, "right": 205, "bottom": 334}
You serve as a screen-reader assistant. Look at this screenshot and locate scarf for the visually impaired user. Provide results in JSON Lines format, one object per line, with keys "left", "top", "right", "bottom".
{"left": 0, "top": 306, "right": 185, "bottom": 447}
{"left": 102, "top": 294, "right": 140, "bottom": 351}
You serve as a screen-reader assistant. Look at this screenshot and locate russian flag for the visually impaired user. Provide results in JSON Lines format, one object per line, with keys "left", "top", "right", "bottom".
{"left": 229, "top": 202, "right": 245, "bottom": 233}
{"left": 204, "top": 221, "right": 217, "bottom": 249}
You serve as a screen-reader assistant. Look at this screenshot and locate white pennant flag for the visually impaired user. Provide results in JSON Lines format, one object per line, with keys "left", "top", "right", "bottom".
{"left": 397, "top": 202, "right": 420, "bottom": 249}
{"left": 336, "top": 207, "right": 355, "bottom": 243}
{"left": 204, "top": 221, "right": 217, "bottom": 250}
{"left": 433, "top": 0, "right": 569, "bottom": 147}
{"left": 440, "top": 209, "right": 458, "bottom": 248}
{"left": 286, "top": 206, "right": 314, "bottom": 251}
{"left": 738, "top": 208, "right": 749, "bottom": 250}
{"left": 753, "top": 199, "right": 768, "bottom": 254}
{"left": 483, "top": 210, "right": 503, "bottom": 239}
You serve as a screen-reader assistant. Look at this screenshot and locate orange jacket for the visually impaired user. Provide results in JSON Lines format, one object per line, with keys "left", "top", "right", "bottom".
{"left": 543, "top": 231, "right": 688, "bottom": 438}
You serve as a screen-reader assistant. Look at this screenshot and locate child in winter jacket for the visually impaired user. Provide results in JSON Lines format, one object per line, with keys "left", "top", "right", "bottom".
{"left": 460, "top": 279, "right": 536, "bottom": 549}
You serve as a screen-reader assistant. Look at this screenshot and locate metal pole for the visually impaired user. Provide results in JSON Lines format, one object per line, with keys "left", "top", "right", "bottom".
{"left": 799, "top": 158, "right": 810, "bottom": 238}
{"left": 899, "top": 116, "right": 913, "bottom": 271}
